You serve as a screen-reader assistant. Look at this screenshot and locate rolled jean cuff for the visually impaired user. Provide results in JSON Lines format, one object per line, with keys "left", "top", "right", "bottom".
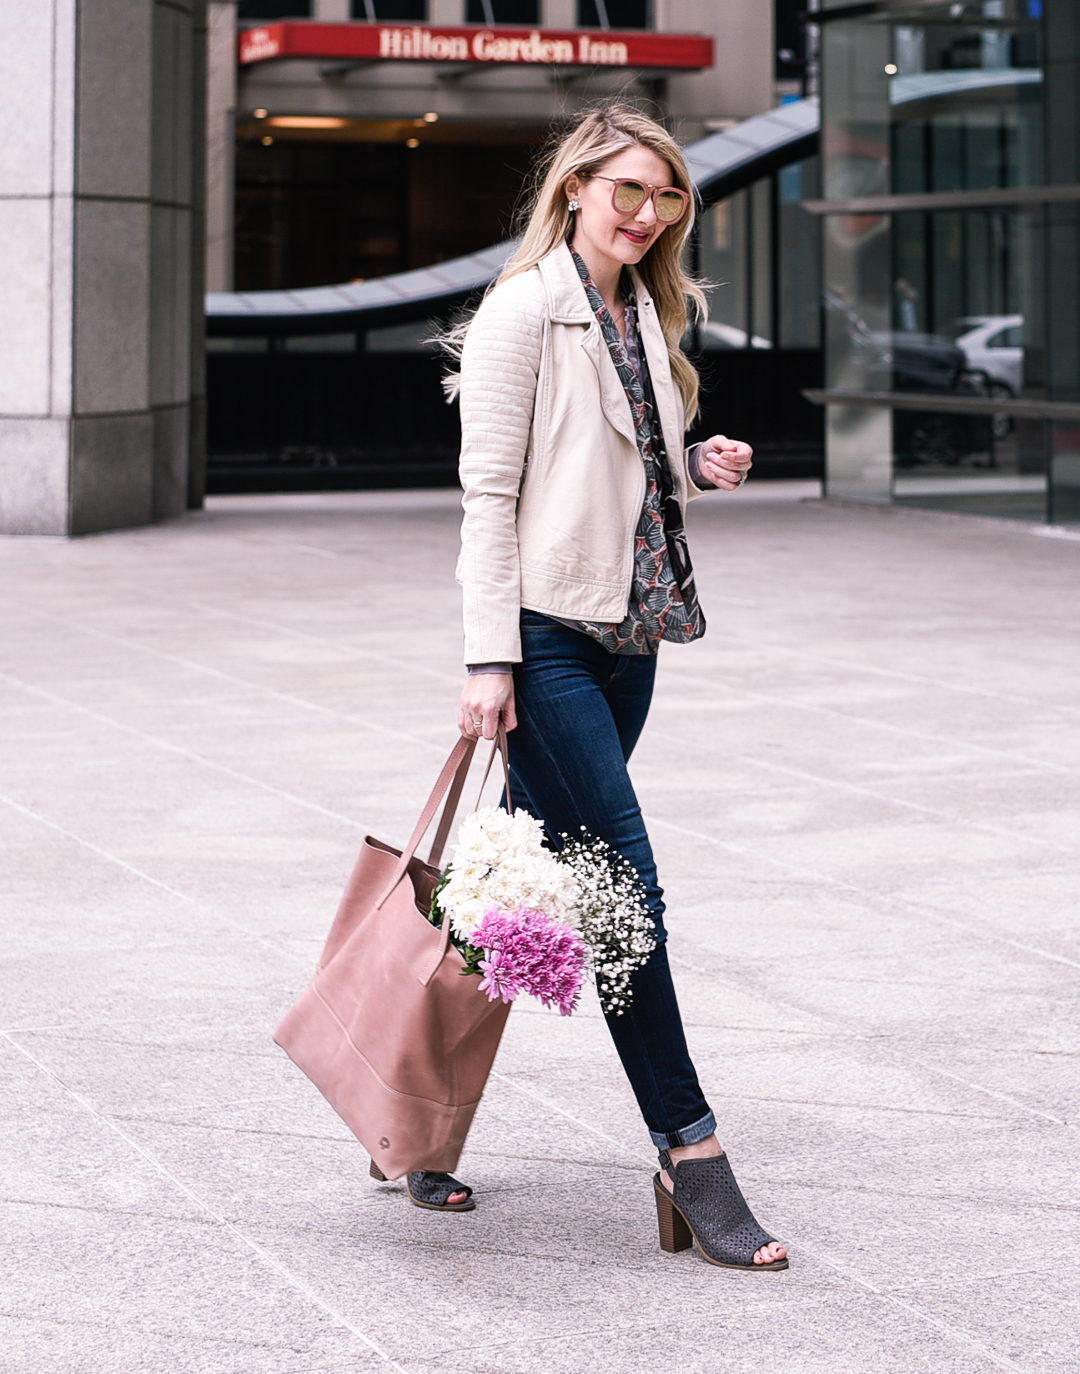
{"left": 649, "top": 1109, "right": 716, "bottom": 1152}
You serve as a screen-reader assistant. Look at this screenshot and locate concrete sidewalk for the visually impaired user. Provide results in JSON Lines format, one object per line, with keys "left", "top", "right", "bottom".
{"left": 1, "top": 483, "right": 1078, "bottom": 1373}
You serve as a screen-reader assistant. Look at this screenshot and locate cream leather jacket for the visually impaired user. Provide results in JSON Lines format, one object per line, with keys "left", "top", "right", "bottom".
{"left": 457, "top": 243, "right": 706, "bottom": 665}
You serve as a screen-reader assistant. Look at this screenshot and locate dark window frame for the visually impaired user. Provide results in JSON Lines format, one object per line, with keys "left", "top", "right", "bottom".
{"left": 576, "top": 0, "right": 650, "bottom": 29}
{"left": 465, "top": 1, "right": 541, "bottom": 24}
{"left": 238, "top": 0, "right": 311, "bottom": 19}
{"left": 351, "top": 1, "right": 428, "bottom": 19}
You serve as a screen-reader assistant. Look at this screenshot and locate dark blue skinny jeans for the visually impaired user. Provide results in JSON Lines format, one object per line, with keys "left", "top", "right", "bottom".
{"left": 505, "top": 610, "right": 716, "bottom": 1151}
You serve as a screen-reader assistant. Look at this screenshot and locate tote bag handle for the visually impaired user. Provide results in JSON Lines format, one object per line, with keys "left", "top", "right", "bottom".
{"left": 471, "top": 722, "right": 513, "bottom": 815}
{"left": 425, "top": 718, "right": 514, "bottom": 867}
{"left": 375, "top": 734, "right": 473, "bottom": 911}
{"left": 391, "top": 724, "right": 512, "bottom": 988}
{"left": 417, "top": 725, "right": 512, "bottom": 984}
{"left": 374, "top": 726, "right": 512, "bottom": 917}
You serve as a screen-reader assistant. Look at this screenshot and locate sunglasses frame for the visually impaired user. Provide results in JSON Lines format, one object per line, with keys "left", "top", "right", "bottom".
{"left": 591, "top": 175, "right": 691, "bottom": 225}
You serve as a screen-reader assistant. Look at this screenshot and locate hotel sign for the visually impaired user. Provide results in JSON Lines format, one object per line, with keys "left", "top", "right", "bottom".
{"left": 239, "top": 21, "right": 713, "bottom": 71}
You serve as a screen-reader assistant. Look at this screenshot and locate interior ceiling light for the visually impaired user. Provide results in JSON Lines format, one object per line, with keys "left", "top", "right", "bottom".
{"left": 406, "top": 138, "right": 420, "bottom": 149}
{"left": 267, "top": 116, "right": 350, "bottom": 129}
{"left": 423, "top": 112, "right": 439, "bottom": 123}
{"left": 884, "top": 63, "right": 898, "bottom": 75}
{"left": 261, "top": 135, "right": 274, "bottom": 146}
{"left": 253, "top": 108, "right": 268, "bottom": 119}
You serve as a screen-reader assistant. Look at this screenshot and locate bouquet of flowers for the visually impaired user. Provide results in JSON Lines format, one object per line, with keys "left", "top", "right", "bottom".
{"left": 428, "top": 807, "right": 656, "bottom": 1017}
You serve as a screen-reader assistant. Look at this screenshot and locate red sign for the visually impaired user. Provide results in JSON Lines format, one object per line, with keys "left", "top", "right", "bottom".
{"left": 239, "top": 21, "right": 713, "bottom": 71}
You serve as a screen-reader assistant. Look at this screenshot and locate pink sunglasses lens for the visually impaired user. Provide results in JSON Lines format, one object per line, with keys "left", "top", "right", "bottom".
{"left": 612, "top": 181, "right": 647, "bottom": 213}
{"left": 655, "top": 191, "right": 687, "bottom": 222}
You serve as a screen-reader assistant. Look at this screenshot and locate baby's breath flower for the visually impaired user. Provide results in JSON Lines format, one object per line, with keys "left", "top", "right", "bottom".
{"left": 555, "top": 828, "right": 656, "bottom": 1016}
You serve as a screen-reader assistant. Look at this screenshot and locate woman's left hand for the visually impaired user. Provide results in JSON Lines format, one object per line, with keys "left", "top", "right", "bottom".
{"left": 698, "top": 435, "right": 753, "bottom": 491}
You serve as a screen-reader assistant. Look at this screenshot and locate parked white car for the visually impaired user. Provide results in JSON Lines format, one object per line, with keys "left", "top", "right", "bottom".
{"left": 952, "top": 314, "right": 1024, "bottom": 394}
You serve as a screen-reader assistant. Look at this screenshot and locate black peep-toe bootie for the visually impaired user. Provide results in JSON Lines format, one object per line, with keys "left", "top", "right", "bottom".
{"left": 369, "top": 1159, "right": 475, "bottom": 1212}
{"left": 654, "top": 1149, "right": 788, "bottom": 1271}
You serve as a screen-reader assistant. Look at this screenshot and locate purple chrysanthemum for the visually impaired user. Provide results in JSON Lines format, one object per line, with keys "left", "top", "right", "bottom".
{"left": 471, "top": 906, "right": 587, "bottom": 1016}
{"left": 476, "top": 946, "right": 523, "bottom": 1003}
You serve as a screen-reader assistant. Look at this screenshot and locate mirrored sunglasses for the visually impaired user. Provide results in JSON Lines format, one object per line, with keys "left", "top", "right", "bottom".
{"left": 593, "top": 175, "right": 690, "bottom": 225}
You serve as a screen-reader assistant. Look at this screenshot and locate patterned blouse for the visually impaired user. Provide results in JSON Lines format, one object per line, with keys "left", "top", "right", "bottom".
{"left": 560, "top": 245, "right": 706, "bottom": 656}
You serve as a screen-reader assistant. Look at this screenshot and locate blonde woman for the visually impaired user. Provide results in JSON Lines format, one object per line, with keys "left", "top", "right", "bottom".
{"left": 444, "top": 105, "right": 787, "bottom": 1271}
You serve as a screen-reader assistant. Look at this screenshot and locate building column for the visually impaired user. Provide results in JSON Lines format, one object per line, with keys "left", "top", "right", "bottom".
{"left": 206, "top": 2, "right": 237, "bottom": 294}
{"left": 0, "top": 0, "right": 205, "bottom": 537}
{"left": 542, "top": 0, "right": 575, "bottom": 25}
{"left": 1045, "top": 0, "right": 1080, "bottom": 523}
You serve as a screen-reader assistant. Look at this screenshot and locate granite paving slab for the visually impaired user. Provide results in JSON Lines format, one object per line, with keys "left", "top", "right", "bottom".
{"left": 2, "top": 485, "right": 1077, "bottom": 1372}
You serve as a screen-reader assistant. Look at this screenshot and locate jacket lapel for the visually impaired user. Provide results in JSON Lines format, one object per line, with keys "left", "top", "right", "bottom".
{"left": 538, "top": 246, "right": 636, "bottom": 445}
{"left": 579, "top": 322, "right": 636, "bottom": 445}
{"left": 538, "top": 246, "right": 686, "bottom": 451}
{"left": 537, "top": 245, "right": 592, "bottom": 324}
{"left": 630, "top": 267, "right": 686, "bottom": 474}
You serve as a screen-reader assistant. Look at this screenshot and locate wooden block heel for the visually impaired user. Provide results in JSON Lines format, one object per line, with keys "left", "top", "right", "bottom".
{"left": 654, "top": 1179, "right": 693, "bottom": 1253}
{"left": 369, "top": 1160, "right": 387, "bottom": 1181}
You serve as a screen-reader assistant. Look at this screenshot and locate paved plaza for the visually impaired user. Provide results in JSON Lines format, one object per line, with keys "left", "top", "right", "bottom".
{"left": 1, "top": 482, "right": 1078, "bottom": 1373}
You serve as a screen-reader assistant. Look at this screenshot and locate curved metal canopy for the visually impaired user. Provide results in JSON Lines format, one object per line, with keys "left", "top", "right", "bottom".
{"left": 207, "top": 97, "right": 819, "bottom": 336}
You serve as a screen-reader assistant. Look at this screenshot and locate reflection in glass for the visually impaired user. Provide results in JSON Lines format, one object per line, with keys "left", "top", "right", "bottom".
{"left": 826, "top": 404, "right": 892, "bottom": 502}
{"left": 697, "top": 162, "right": 821, "bottom": 353}
{"left": 821, "top": 1, "right": 1052, "bottom": 517}
{"left": 1050, "top": 424, "right": 1080, "bottom": 525}
{"left": 699, "top": 192, "right": 759, "bottom": 349}
{"left": 751, "top": 179, "right": 773, "bottom": 348}
{"left": 778, "top": 159, "right": 822, "bottom": 349}
{"left": 282, "top": 334, "right": 357, "bottom": 352}
{"left": 365, "top": 320, "right": 440, "bottom": 353}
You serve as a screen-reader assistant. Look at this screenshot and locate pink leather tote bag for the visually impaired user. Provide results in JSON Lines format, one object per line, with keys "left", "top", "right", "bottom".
{"left": 274, "top": 733, "right": 512, "bottom": 1180}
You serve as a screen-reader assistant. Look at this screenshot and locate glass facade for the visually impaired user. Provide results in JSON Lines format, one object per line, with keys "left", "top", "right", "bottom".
{"left": 233, "top": 133, "right": 540, "bottom": 289}
{"left": 817, "top": 0, "right": 1080, "bottom": 523}
{"left": 687, "top": 159, "right": 824, "bottom": 479}
{"left": 698, "top": 158, "right": 822, "bottom": 352}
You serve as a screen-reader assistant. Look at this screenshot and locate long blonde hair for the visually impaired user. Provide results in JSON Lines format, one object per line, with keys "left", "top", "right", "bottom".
{"left": 445, "top": 103, "right": 707, "bottom": 423}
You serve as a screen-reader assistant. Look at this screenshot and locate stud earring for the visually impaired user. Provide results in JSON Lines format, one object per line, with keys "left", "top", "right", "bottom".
{"left": 568, "top": 199, "right": 580, "bottom": 212}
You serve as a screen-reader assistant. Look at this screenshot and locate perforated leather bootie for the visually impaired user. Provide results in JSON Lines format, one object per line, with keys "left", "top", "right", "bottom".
{"left": 654, "top": 1149, "right": 788, "bottom": 1270}
{"left": 369, "top": 1159, "right": 475, "bottom": 1212}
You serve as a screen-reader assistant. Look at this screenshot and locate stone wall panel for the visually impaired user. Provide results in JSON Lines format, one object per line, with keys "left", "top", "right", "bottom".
{"left": 152, "top": 3, "right": 195, "bottom": 208}
{"left": 69, "top": 411, "right": 154, "bottom": 534}
{"left": 73, "top": 199, "right": 152, "bottom": 415}
{"left": 150, "top": 205, "right": 193, "bottom": 407}
{"left": 76, "top": 0, "right": 153, "bottom": 199}
{"left": 152, "top": 401, "right": 190, "bottom": 520}
{"left": 0, "top": 200, "right": 53, "bottom": 415}
{"left": 0, "top": 418, "right": 70, "bottom": 535}
{"left": 0, "top": 3, "right": 56, "bottom": 197}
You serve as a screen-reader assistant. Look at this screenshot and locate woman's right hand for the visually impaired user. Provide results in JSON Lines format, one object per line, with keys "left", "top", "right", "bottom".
{"left": 459, "top": 674, "right": 517, "bottom": 741}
